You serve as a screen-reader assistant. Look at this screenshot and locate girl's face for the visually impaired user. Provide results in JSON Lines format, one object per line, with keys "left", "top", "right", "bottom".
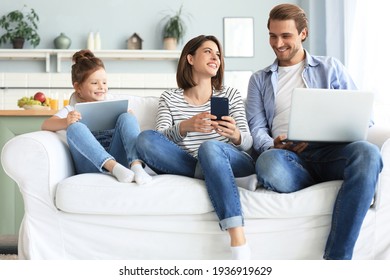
{"left": 74, "top": 68, "right": 108, "bottom": 102}
{"left": 187, "top": 40, "right": 221, "bottom": 79}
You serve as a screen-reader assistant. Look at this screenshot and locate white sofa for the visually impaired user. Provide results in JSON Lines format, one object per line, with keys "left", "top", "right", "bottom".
{"left": 2, "top": 95, "right": 390, "bottom": 260}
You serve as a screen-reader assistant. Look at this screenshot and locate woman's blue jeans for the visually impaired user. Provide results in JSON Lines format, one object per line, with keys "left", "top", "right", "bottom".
{"left": 255, "top": 141, "right": 383, "bottom": 260}
{"left": 67, "top": 112, "right": 141, "bottom": 174}
{"left": 136, "top": 130, "right": 255, "bottom": 230}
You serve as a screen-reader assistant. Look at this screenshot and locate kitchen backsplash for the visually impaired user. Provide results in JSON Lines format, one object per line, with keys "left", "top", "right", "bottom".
{"left": 0, "top": 72, "right": 176, "bottom": 110}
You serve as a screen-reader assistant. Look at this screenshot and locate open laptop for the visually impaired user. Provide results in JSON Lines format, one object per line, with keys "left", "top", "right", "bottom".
{"left": 287, "top": 88, "right": 374, "bottom": 142}
{"left": 74, "top": 99, "right": 129, "bottom": 131}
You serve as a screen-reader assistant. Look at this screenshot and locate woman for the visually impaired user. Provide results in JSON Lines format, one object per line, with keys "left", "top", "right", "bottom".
{"left": 42, "top": 49, "right": 151, "bottom": 185}
{"left": 136, "top": 35, "right": 255, "bottom": 259}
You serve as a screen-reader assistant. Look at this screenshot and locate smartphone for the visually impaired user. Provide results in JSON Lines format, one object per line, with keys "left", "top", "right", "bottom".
{"left": 210, "top": 97, "right": 229, "bottom": 120}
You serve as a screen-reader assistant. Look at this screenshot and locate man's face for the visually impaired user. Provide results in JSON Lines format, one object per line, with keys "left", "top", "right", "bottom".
{"left": 268, "top": 19, "right": 307, "bottom": 66}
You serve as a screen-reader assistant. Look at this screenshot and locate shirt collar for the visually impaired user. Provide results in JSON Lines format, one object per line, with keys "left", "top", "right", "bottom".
{"left": 265, "top": 49, "right": 319, "bottom": 73}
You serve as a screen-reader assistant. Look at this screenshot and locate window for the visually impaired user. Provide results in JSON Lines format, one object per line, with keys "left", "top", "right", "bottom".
{"left": 345, "top": 0, "right": 390, "bottom": 125}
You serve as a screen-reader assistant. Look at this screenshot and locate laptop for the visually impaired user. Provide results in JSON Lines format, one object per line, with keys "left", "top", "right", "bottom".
{"left": 74, "top": 99, "right": 129, "bottom": 131}
{"left": 287, "top": 88, "right": 374, "bottom": 142}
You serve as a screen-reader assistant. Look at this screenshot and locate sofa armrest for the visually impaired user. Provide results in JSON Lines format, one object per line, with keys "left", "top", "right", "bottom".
{"left": 367, "top": 125, "right": 390, "bottom": 148}
{"left": 1, "top": 131, "right": 74, "bottom": 211}
{"left": 365, "top": 126, "right": 390, "bottom": 210}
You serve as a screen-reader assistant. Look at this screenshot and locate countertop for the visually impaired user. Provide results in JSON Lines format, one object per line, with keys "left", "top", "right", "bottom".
{"left": 0, "top": 110, "right": 57, "bottom": 116}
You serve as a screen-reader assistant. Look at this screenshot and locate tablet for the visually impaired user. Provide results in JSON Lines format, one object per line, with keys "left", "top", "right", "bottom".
{"left": 74, "top": 99, "right": 129, "bottom": 131}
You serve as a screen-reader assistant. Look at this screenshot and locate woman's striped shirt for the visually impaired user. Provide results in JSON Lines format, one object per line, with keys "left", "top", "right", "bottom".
{"left": 156, "top": 86, "right": 253, "bottom": 158}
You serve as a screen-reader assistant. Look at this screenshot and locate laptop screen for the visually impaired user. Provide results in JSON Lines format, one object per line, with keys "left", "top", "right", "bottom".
{"left": 287, "top": 88, "right": 374, "bottom": 142}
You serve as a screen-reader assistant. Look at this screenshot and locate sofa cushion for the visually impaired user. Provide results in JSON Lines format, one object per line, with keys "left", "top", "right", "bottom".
{"left": 128, "top": 95, "right": 158, "bottom": 131}
{"left": 56, "top": 174, "right": 213, "bottom": 215}
{"left": 55, "top": 173, "right": 342, "bottom": 218}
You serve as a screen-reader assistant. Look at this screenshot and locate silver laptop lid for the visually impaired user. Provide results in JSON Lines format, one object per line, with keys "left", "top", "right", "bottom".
{"left": 287, "top": 88, "right": 374, "bottom": 142}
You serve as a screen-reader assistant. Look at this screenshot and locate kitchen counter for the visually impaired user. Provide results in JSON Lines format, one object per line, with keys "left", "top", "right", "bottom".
{"left": 0, "top": 109, "right": 56, "bottom": 235}
{"left": 0, "top": 109, "right": 57, "bottom": 116}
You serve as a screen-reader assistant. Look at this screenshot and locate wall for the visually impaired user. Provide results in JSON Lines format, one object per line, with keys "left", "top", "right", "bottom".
{"left": 0, "top": 0, "right": 306, "bottom": 73}
{"left": 0, "top": 0, "right": 333, "bottom": 109}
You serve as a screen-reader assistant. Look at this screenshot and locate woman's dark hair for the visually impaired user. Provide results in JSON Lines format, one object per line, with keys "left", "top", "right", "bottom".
{"left": 176, "top": 35, "right": 224, "bottom": 90}
{"left": 267, "top": 4, "right": 309, "bottom": 41}
{"left": 71, "top": 49, "right": 105, "bottom": 85}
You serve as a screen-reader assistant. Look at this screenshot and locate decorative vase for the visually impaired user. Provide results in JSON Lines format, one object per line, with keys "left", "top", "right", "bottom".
{"left": 53, "top": 33, "right": 71, "bottom": 49}
{"left": 12, "top": 37, "right": 25, "bottom": 49}
{"left": 163, "top": 37, "right": 177, "bottom": 50}
{"left": 94, "top": 32, "right": 101, "bottom": 50}
{"left": 87, "top": 32, "right": 94, "bottom": 50}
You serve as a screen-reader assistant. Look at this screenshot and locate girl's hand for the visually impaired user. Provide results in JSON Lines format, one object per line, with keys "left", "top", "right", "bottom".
{"left": 67, "top": 110, "right": 82, "bottom": 127}
{"left": 211, "top": 115, "right": 241, "bottom": 145}
{"left": 179, "top": 112, "right": 213, "bottom": 136}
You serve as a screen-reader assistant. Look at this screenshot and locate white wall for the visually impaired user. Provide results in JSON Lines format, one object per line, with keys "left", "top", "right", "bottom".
{"left": 0, "top": 0, "right": 304, "bottom": 73}
{"left": 1, "top": 0, "right": 334, "bottom": 109}
{"left": 0, "top": 72, "right": 177, "bottom": 109}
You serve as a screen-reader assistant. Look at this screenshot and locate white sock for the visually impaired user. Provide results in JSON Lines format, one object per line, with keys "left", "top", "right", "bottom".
{"left": 231, "top": 243, "right": 251, "bottom": 260}
{"left": 131, "top": 163, "right": 153, "bottom": 185}
{"left": 235, "top": 174, "right": 258, "bottom": 191}
{"left": 112, "top": 163, "right": 134, "bottom": 183}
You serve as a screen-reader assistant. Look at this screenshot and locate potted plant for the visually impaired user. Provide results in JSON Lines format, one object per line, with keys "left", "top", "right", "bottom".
{"left": 161, "top": 5, "right": 188, "bottom": 50}
{"left": 0, "top": 5, "right": 40, "bottom": 49}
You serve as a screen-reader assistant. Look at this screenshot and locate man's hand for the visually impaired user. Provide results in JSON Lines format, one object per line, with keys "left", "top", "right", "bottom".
{"left": 273, "top": 134, "right": 308, "bottom": 154}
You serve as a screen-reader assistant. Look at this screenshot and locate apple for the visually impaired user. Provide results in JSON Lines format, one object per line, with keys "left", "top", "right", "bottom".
{"left": 34, "top": 92, "right": 46, "bottom": 103}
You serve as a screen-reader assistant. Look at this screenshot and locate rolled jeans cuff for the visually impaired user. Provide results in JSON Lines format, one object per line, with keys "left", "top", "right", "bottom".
{"left": 219, "top": 216, "right": 244, "bottom": 231}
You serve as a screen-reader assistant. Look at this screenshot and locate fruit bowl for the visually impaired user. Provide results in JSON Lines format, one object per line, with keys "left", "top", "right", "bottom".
{"left": 23, "top": 105, "right": 51, "bottom": 110}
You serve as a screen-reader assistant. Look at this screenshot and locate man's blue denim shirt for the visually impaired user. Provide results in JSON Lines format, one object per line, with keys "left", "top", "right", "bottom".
{"left": 246, "top": 50, "right": 359, "bottom": 154}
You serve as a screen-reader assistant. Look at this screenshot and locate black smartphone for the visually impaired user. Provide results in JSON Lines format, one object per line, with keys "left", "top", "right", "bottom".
{"left": 210, "top": 97, "right": 229, "bottom": 120}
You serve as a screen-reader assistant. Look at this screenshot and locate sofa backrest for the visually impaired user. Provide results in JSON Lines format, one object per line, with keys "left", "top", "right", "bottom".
{"left": 126, "top": 94, "right": 248, "bottom": 132}
{"left": 128, "top": 95, "right": 159, "bottom": 131}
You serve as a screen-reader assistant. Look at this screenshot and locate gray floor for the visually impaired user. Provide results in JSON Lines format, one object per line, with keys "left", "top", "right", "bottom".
{"left": 0, "top": 235, "right": 18, "bottom": 254}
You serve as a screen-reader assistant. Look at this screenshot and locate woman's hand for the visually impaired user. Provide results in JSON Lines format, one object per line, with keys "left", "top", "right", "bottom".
{"left": 179, "top": 112, "right": 214, "bottom": 136}
{"left": 211, "top": 115, "right": 241, "bottom": 145}
{"left": 67, "top": 110, "right": 82, "bottom": 127}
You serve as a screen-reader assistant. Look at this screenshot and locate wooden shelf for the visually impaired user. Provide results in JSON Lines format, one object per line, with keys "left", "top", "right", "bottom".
{"left": 56, "top": 49, "right": 181, "bottom": 72}
{"left": 0, "top": 49, "right": 181, "bottom": 73}
{"left": 0, "top": 49, "right": 51, "bottom": 72}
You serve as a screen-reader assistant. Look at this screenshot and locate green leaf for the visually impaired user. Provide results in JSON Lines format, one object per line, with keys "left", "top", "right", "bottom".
{"left": 0, "top": 5, "right": 40, "bottom": 48}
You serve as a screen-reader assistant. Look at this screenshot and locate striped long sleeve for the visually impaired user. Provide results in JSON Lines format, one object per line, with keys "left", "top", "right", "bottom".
{"left": 156, "top": 87, "right": 252, "bottom": 158}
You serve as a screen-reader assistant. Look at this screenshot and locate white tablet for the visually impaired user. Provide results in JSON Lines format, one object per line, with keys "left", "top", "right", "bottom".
{"left": 74, "top": 99, "right": 129, "bottom": 131}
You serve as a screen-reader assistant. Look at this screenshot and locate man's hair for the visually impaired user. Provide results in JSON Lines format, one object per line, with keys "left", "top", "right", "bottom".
{"left": 267, "top": 4, "right": 308, "bottom": 41}
{"left": 176, "top": 35, "right": 224, "bottom": 90}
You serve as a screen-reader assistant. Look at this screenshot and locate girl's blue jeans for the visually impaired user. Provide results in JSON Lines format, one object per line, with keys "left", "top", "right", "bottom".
{"left": 67, "top": 112, "right": 141, "bottom": 174}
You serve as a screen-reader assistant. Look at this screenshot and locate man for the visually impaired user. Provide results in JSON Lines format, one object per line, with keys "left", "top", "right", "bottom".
{"left": 246, "top": 3, "right": 383, "bottom": 260}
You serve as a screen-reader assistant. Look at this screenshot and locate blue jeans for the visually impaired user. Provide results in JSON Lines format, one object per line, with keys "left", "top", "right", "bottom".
{"left": 255, "top": 141, "right": 383, "bottom": 260}
{"left": 136, "top": 130, "right": 255, "bottom": 230}
{"left": 67, "top": 112, "right": 141, "bottom": 174}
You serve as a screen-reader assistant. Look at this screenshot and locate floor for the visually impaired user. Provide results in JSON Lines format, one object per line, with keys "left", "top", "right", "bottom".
{"left": 0, "top": 234, "right": 18, "bottom": 255}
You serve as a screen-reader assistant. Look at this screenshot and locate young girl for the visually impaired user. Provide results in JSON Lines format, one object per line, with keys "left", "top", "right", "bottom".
{"left": 42, "top": 49, "right": 151, "bottom": 185}
{"left": 136, "top": 35, "right": 255, "bottom": 259}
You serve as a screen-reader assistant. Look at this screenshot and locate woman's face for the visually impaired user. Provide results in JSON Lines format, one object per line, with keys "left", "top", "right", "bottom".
{"left": 74, "top": 68, "right": 108, "bottom": 102}
{"left": 187, "top": 40, "right": 221, "bottom": 78}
